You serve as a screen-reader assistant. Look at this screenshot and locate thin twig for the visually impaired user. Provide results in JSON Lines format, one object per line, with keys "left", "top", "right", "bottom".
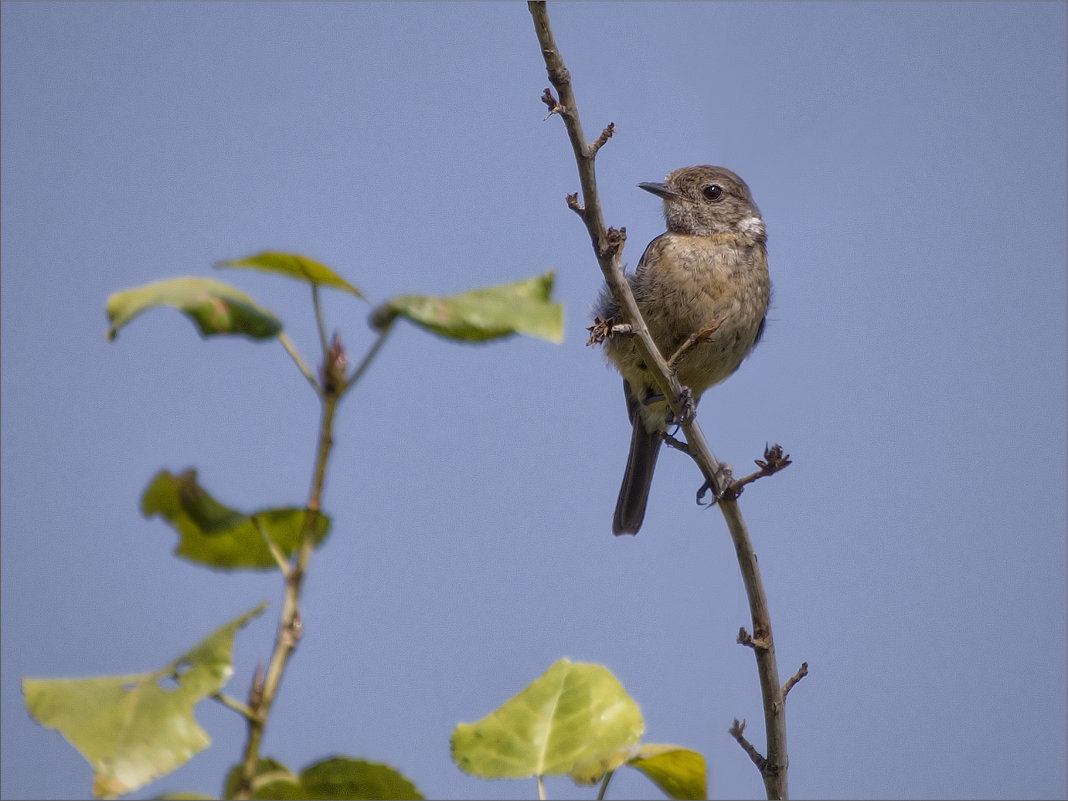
{"left": 252, "top": 515, "right": 291, "bottom": 577}
{"left": 311, "top": 284, "right": 330, "bottom": 359}
{"left": 277, "top": 332, "right": 320, "bottom": 394}
{"left": 344, "top": 323, "right": 393, "bottom": 392}
{"left": 666, "top": 315, "right": 726, "bottom": 369}
{"left": 597, "top": 770, "right": 614, "bottom": 800}
{"left": 528, "top": 3, "right": 789, "bottom": 797}
{"left": 722, "top": 444, "right": 792, "bottom": 502}
{"left": 729, "top": 718, "right": 768, "bottom": 772}
{"left": 782, "top": 662, "right": 808, "bottom": 700}
{"left": 212, "top": 692, "right": 258, "bottom": 722}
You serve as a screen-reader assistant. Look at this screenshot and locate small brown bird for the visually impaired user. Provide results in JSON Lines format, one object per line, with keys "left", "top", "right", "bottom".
{"left": 595, "top": 165, "right": 771, "bottom": 535}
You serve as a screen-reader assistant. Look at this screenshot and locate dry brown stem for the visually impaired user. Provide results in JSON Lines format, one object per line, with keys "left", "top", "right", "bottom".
{"left": 528, "top": 3, "right": 794, "bottom": 797}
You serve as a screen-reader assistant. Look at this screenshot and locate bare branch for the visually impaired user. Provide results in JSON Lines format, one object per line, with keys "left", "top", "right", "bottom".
{"left": 528, "top": 4, "right": 789, "bottom": 796}
{"left": 589, "top": 122, "right": 615, "bottom": 156}
{"left": 722, "top": 444, "right": 793, "bottom": 501}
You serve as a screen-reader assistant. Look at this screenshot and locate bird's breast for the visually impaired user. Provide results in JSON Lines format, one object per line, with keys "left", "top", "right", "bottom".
{"left": 633, "top": 232, "right": 770, "bottom": 393}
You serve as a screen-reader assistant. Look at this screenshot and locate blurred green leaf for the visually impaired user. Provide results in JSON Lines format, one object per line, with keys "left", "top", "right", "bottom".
{"left": 141, "top": 469, "right": 329, "bottom": 571}
{"left": 370, "top": 272, "right": 563, "bottom": 343}
{"left": 224, "top": 756, "right": 423, "bottom": 800}
{"left": 106, "top": 277, "right": 282, "bottom": 340}
{"left": 222, "top": 758, "right": 300, "bottom": 800}
{"left": 628, "top": 745, "right": 707, "bottom": 801}
{"left": 217, "top": 252, "right": 364, "bottom": 298}
{"left": 451, "top": 658, "right": 644, "bottom": 780}
{"left": 23, "top": 603, "right": 268, "bottom": 799}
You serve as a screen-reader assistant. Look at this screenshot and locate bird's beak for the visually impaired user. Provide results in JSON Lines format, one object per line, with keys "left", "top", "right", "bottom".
{"left": 637, "top": 181, "right": 682, "bottom": 200}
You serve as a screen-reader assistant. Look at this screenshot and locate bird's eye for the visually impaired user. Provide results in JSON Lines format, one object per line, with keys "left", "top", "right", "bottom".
{"left": 702, "top": 184, "right": 724, "bottom": 201}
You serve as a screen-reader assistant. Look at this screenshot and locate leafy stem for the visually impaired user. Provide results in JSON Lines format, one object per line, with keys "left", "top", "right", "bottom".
{"left": 231, "top": 289, "right": 362, "bottom": 799}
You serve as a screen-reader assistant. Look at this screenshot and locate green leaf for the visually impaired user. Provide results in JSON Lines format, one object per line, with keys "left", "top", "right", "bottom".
{"left": 23, "top": 602, "right": 268, "bottom": 799}
{"left": 222, "top": 758, "right": 300, "bottom": 800}
{"left": 628, "top": 745, "right": 707, "bottom": 801}
{"left": 451, "top": 658, "right": 644, "bottom": 780}
{"left": 141, "top": 469, "right": 330, "bottom": 571}
{"left": 223, "top": 756, "right": 423, "bottom": 800}
{"left": 106, "top": 277, "right": 283, "bottom": 340}
{"left": 370, "top": 272, "right": 563, "bottom": 343}
{"left": 217, "top": 252, "right": 364, "bottom": 298}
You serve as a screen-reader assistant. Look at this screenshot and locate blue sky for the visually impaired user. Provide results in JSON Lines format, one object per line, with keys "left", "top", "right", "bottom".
{"left": 2, "top": 3, "right": 1066, "bottom": 800}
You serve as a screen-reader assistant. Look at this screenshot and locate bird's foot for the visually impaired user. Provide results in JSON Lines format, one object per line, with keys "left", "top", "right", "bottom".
{"left": 677, "top": 386, "right": 697, "bottom": 427}
{"left": 696, "top": 462, "right": 734, "bottom": 506}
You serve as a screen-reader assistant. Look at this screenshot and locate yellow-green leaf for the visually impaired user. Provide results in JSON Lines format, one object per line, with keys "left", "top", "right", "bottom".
{"left": 371, "top": 272, "right": 563, "bottom": 343}
{"left": 106, "top": 277, "right": 283, "bottom": 340}
{"left": 451, "top": 658, "right": 644, "bottom": 780}
{"left": 222, "top": 758, "right": 300, "bottom": 800}
{"left": 141, "top": 469, "right": 329, "bottom": 571}
{"left": 23, "top": 603, "right": 268, "bottom": 799}
{"left": 217, "top": 252, "right": 364, "bottom": 298}
{"left": 569, "top": 746, "right": 635, "bottom": 786}
{"left": 628, "top": 744, "right": 707, "bottom": 801}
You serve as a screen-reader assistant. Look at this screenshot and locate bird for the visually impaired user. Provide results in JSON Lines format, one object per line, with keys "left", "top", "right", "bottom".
{"left": 594, "top": 165, "right": 771, "bottom": 535}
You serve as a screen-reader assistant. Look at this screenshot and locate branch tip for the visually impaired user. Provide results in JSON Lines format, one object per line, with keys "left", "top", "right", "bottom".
{"left": 783, "top": 661, "right": 809, "bottom": 699}
{"left": 586, "top": 316, "right": 632, "bottom": 346}
{"left": 729, "top": 718, "right": 767, "bottom": 771}
{"left": 588, "top": 122, "right": 615, "bottom": 155}
{"left": 721, "top": 442, "right": 792, "bottom": 500}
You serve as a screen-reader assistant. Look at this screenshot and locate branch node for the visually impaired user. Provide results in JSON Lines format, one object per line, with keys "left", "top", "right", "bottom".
{"left": 540, "top": 87, "right": 566, "bottom": 119}
{"left": 598, "top": 226, "right": 627, "bottom": 258}
{"left": 737, "top": 626, "right": 772, "bottom": 652}
{"left": 249, "top": 662, "right": 265, "bottom": 710}
{"left": 783, "top": 661, "right": 809, "bottom": 700}
{"left": 566, "top": 192, "right": 585, "bottom": 215}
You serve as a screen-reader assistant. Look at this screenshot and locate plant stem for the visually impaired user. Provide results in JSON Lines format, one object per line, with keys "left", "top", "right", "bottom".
{"left": 277, "top": 332, "right": 319, "bottom": 394}
{"left": 231, "top": 391, "right": 337, "bottom": 799}
{"left": 345, "top": 322, "right": 393, "bottom": 390}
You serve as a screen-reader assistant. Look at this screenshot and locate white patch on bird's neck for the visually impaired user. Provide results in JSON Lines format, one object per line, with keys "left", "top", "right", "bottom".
{"left": 737, "top": 215, "right": 765, "bottom": 238}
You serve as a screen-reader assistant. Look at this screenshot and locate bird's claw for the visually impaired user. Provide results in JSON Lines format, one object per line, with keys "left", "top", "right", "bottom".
{"left": 696, "top": 462, "right": 735, "bottom": 506}
{"left": 677, "top": 386, "right": 697, "bottom": 427}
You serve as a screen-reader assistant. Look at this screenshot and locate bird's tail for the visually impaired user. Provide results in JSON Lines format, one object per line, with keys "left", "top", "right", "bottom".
{"left": 612, "top": 420, "right": 663, "bottom": 535}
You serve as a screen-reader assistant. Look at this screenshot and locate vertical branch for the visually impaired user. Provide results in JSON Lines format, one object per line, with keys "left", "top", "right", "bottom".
{"left": 231, "top": 324, "right": 348, "bottom": 799}
{"left": 527, "top": 3, "right": 790, "bottom": 798}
